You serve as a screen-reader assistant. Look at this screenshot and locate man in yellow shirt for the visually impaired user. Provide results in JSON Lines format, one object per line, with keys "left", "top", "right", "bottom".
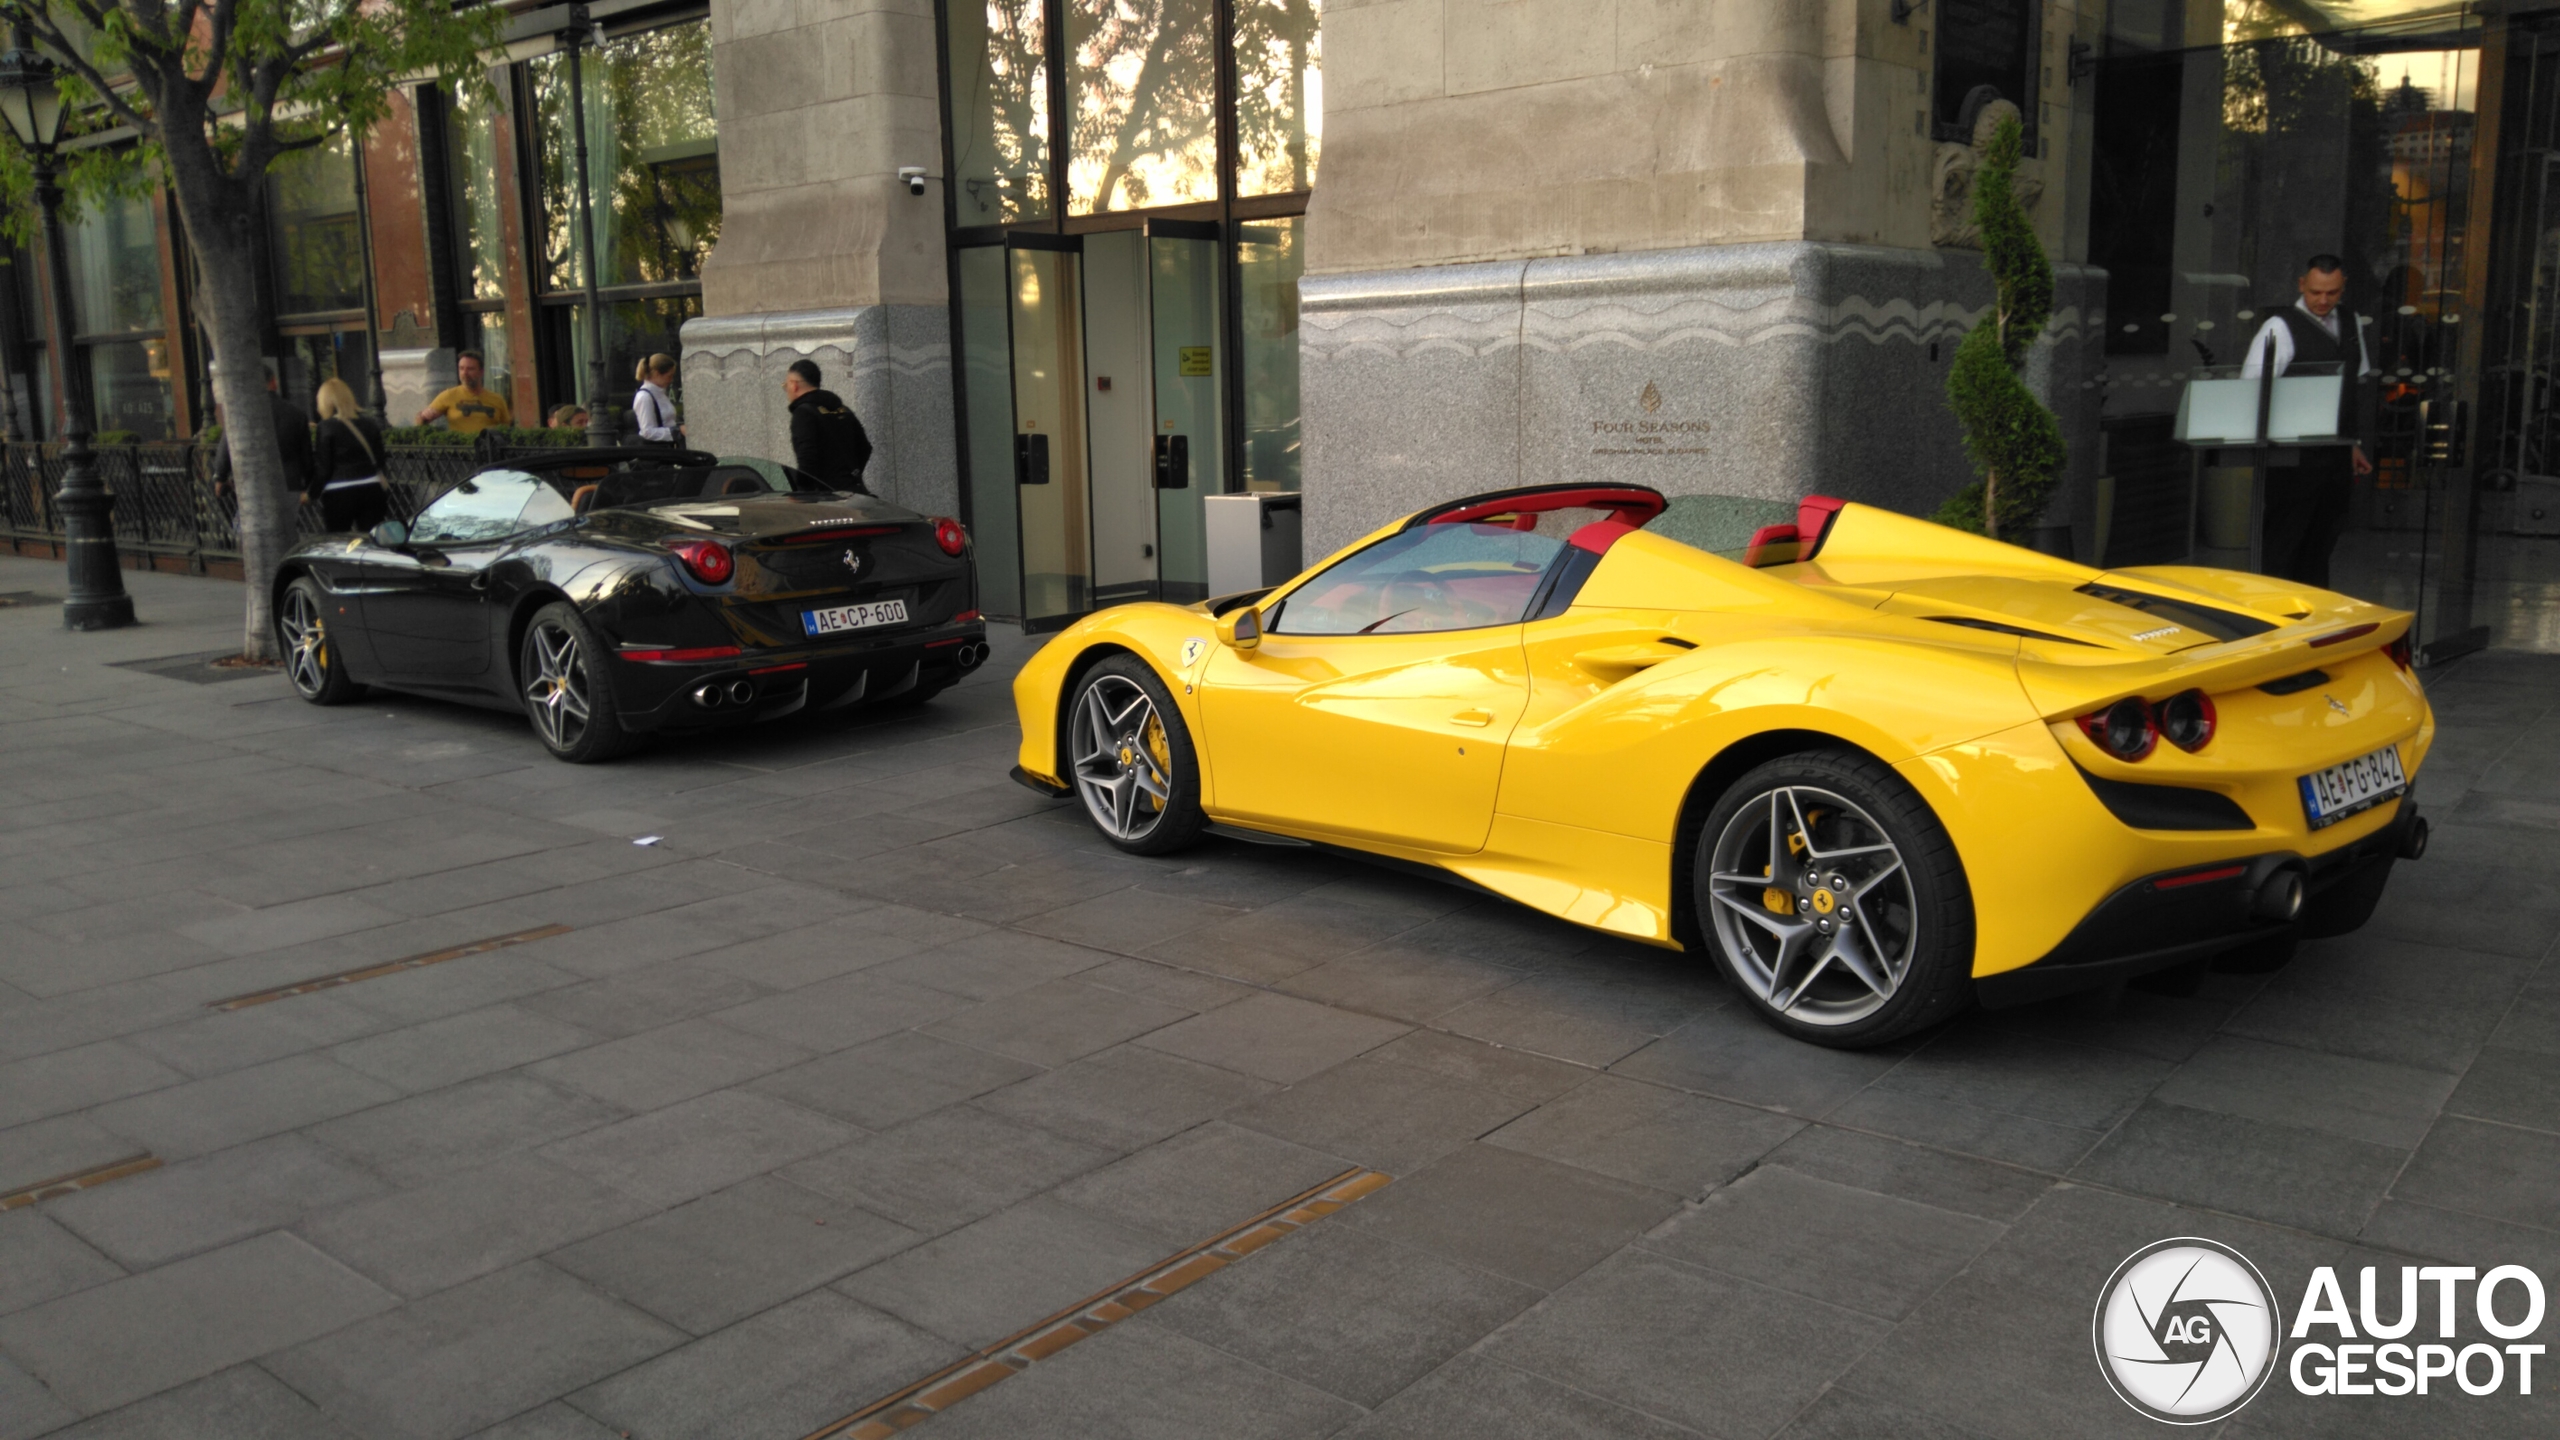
{"left": 416, "top": 350, "right": 512, "bottom": 435}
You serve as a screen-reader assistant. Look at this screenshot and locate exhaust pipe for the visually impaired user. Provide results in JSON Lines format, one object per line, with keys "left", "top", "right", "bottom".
{"left": 957, "top": 642, "right": 985, "bottom": 671}
{"left": 2399, "top": 815, "right": 2430, "bottom": 861}
{"left": 691, "top": 684, "right": 723, "bottom": 709}
{"left": 2253, "top": 868, "right": 2306, "bottom": 923}
{"left": 726, "top": 679, "right": 755, "bottom": 705}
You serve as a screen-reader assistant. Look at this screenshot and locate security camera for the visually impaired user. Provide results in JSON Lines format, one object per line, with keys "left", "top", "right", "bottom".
{"left": 898, "top": 166, "right": 929, "bottom": 197}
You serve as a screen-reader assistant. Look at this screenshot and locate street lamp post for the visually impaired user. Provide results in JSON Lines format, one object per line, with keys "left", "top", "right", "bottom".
{"left": 564, "top": 6, "right": 614, "bottom": 448}
{"left": 0, "top": 41, "right": 134, "bottom": 631}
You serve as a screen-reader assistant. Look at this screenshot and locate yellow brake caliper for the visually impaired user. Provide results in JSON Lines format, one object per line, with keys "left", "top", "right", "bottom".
{"left": 1141, "top": 715, "right": 1172, "bottom": 813}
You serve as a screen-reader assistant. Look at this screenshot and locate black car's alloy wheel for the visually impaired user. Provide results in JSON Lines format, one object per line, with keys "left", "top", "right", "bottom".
{"left": 1068, "top": 656, "right": 1205, "bottom": 855}
{"left": 1695, "top": 750, "right": 1974, "bottom": 1047}
{"left": 520, "top": 602, "right": 635, "bottom": 763}
{"left": 278, "top": 577, "right": 363, "bottom": 705}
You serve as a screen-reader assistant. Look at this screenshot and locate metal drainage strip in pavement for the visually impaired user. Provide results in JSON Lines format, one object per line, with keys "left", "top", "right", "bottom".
{"left": 803, "top": 1166, "right": 1395, "bottom": 1440}
{"left": 204, "top": 925, "right": 573, "bottom": 1012}
{"left": 0, "top": 1155, "right": 162, "bottom": 1212}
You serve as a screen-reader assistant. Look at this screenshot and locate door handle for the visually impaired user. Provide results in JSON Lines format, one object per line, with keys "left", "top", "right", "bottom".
{"left": 469, "top": 571, "right": 493, "bottom": 592}
{"left": 1451, "top": 709, "right": 1495, "bottom": 728}
{"left": 1153, "top": 434, "right": 1190, "bottom": 489}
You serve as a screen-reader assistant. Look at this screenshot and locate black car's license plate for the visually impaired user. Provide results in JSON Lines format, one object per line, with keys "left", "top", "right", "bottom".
{"left": 2298, "top": 744, "right": 2407, "bottom": 830}
{"left": 803, "top": 599, "right": 910, "bottom": 636}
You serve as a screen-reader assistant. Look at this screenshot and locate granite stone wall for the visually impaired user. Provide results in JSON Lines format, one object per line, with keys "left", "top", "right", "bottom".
{"left": 1299, "top": 240, "right": 2106, "bottom": 561}
{"left": 679, "top": 305, "right": 958, "bottom": 519}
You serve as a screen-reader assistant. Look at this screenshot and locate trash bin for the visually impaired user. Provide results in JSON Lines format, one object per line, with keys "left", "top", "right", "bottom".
{"left": 1204, "top": 492, "right": 1302, "bottom": 596}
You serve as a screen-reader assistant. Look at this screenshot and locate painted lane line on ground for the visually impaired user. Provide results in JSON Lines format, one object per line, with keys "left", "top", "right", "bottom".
{"left": 204, "top": 924, "right": 573, "bottom": 1011}
{"left": 801, "top": 1166, "right": 1395, "bottom": 1440}
{"left": 0, "top": 1154, "right": 161, "bottom": 1211}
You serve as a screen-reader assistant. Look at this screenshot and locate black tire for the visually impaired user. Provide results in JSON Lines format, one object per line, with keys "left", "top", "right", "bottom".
{"left": 517, "top": 602, "right": 637, "bottom": 763}
{"left": 2300, "top": 857, "right": 2393, "bottom": 939}
{"left": 277, "top": 576, "right": 365, "bottom": 705}
{"left": 1064, "top": 654, "right": 1206, "bottom": 856}
{"left": 1692, "top": 749, "right": 1975, "bottom": 1048}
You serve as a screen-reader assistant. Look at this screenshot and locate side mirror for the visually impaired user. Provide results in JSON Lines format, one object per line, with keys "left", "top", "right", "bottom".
{"left": 370, "top": 519, "right": 410, "bottom": 548}
{"left": 1217, "top": 606, "right": 1262, "bottom": 650}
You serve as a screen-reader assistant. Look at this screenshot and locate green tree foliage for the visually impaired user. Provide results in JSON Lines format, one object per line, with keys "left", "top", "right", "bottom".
{"left": 0, "top": 0, "right": 502, "bottom": 658}
{"left": 1934, "top": 115, "right": 2067, "bottom": 541}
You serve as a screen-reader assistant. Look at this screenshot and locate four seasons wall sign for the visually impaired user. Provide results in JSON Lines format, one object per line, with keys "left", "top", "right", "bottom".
{"left": 1591, "top": 381, "right": 1711, "bottom": 458}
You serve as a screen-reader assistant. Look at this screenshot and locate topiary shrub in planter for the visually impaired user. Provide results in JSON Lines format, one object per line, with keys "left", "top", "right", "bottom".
{"left": 1934, "top": 115, "right": 2067, "bottom": 542}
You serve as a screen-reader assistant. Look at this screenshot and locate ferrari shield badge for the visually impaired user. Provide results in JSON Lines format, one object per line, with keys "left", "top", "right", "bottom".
{"left": 1179, "top": 637, "right": 1206, "bottom": 668}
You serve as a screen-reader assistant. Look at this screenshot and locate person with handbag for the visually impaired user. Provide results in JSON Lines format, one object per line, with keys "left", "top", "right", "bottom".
{"left": 309, "top": 378, "right": 389, "bottom": 532}
{"left": 631, "top": 354, "right": 685, "bottom": 448}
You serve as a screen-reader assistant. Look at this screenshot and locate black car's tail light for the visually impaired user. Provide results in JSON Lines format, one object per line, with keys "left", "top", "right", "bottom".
{"left": 2078, "top": 697, "right": 2157, "bottom": 761}
{"left": 2385, "top": 634, "right": 2413, "bottom": 670}
{"left": 2155, "top": 689, "right": 2217, "bottom": 752}
{"left": 932, "top": 518, "right": 968, "bottom": 557}
{"left": 668, "top": 540, "right": 733, "bottom": 585}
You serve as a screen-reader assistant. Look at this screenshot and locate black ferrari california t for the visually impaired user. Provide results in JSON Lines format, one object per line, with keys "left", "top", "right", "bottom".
{"left": 271, "top": 449, "right": 990, "bottom": 761}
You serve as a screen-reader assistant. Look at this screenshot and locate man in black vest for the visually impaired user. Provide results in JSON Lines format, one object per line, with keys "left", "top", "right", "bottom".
{"left": 2239, "top": 254, "right": 2375, "bottom": 588}
{"left": 782, "top": 360, "right": 874, "bottom": 493}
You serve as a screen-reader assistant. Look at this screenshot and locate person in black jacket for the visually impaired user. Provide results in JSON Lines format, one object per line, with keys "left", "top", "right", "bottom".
{"left": 783, "top": 360, "right": 873, "bottom": 492}
{"left": 308, "top": 378, "right": 389, "bottom": 532}
{"left": 208, "top": 366, "right": 315, "bottom": 507}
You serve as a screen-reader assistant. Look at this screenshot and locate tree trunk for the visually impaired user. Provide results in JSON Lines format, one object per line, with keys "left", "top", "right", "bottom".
{"left": 167, "top": 172, "right": 298, "bottom": 660}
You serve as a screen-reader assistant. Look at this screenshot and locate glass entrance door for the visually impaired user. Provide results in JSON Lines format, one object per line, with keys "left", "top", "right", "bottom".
{"left": 1008, "top": 236, "right": 1091, "bottom": 628}
{"left": 1148, "top": 221, "right": 1223, "bottom": 601}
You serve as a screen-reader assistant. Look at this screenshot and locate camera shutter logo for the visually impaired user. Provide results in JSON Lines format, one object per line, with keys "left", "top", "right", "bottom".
{"left": 2094, "top": 1237, "right": 2282, "bottom": 1424}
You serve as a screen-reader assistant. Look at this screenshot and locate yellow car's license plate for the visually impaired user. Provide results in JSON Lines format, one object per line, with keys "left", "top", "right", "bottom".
{"left": 2298, "top": 744, "right": 2407, "bottom": 830}
{"left": 803, "top": 599, "right": 909, "bottom": 636}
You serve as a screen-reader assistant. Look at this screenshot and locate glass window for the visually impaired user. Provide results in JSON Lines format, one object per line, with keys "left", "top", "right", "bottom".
{"left": 949, "top": 0, "right": 1051, "bottom": 224}
{"left": 412, "top": 469, "right": 555, "bottom": 544}
{"left": 533, "top": 20, "right": 721, "bottom": 291}
{"left": 1235, "top": 0, "right": 1321, "bottom": 196}
{"left": 1069, "top": 0, "right": 1219, "bottom": 213}
{"left": 1237, "top": 218, "right": 1302, "bottom": 490}
{"left": 444, "top": 78, "right": 511, "bottom": 302}
{"left": 1270, "top": 523, "right": 1563, "bottom": 635}
{"left": 66, "top": 191, "right": 163, "bottom": 337}
{"left": 543, "top": 294, "right": 700, "bottom": 415}
{"left": 270, "top": 135, "right": 364, "bottom": 317}
{"left": 86, "top": 338, "right": 174, "bottom": 439}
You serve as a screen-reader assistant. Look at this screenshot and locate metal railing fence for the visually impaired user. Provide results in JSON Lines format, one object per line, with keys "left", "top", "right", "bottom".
{"left": 0, "top": 440, "right": 548, "bottom": 572}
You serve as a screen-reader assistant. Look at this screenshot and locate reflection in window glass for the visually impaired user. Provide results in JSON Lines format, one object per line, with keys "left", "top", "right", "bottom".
{"left": 949, "top": 0, "right": 1050, "bottom": 224}
{"left": 1237, "top": 217, "right": 1302, "bottom": 491}
{"left": 413, "top": 470, "right": 548, "bottom": 544}
{"left": 445, "top": 78, "right": 511, "bottom": 302}
{"left": 545, "top": 294, "right": 702, "bottom": 416}
{"left": 66, "top": 192, "right": 163, "bottom": 337}
{"left": 1235, "top": 0, "right": 1320, "bottom": 196}
{"left": 86, "top": 339, "right": 174, "bottom": 439}
{"left": 1272, "top": 524, "right": 1562, "bottom": 635}
{"left": 271, "top": 135, "right": 364, "bottom": 316}
{"left": 533, "top": 21, "right": 721, "bottom": 291}
{"left": 1069, "top": 0, "right": 1218, "bottom": 213}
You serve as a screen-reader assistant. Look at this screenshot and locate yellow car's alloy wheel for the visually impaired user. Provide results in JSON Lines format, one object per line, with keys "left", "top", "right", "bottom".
{"left": 1707, "top": 784, "right": 1919, "bottom": 1027}
{"left": 1070, "top": 673, "right": 1174, "bottom": 842}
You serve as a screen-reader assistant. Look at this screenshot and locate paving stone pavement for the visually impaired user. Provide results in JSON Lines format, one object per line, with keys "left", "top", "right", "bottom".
{"left": 1, "top": 554, "right": 2558, "bottom": 1438}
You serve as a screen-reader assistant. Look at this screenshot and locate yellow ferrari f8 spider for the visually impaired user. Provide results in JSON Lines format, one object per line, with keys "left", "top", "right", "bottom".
{"left": 1009, "top": 484, "right": 2433, "bottom": 1047}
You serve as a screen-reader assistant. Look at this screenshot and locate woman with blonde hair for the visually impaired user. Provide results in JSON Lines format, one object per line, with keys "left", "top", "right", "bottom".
{"left": 309, "top": 377, "right": 389, "bottom": 532}
{"left": 631, "top": 353, "right": 684, "bottom": 447}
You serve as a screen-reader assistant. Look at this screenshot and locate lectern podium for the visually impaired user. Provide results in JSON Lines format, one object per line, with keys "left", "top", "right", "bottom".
{"left": 2172, "top": 361, "right": 2351, "bottom": 573}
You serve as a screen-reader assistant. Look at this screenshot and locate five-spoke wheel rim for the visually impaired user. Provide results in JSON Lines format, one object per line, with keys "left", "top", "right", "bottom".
{"left": 1070, "top": 675, "right": 1172, "bottom": 841}
{"left": 280, "top": 588, "right": 329, "bottom": 697}
{"left": 523, "top": 621, "right": 593, "bottom": 752}
{"left": 1706, "top": 785, "right": 1918, "bottom": 1027}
